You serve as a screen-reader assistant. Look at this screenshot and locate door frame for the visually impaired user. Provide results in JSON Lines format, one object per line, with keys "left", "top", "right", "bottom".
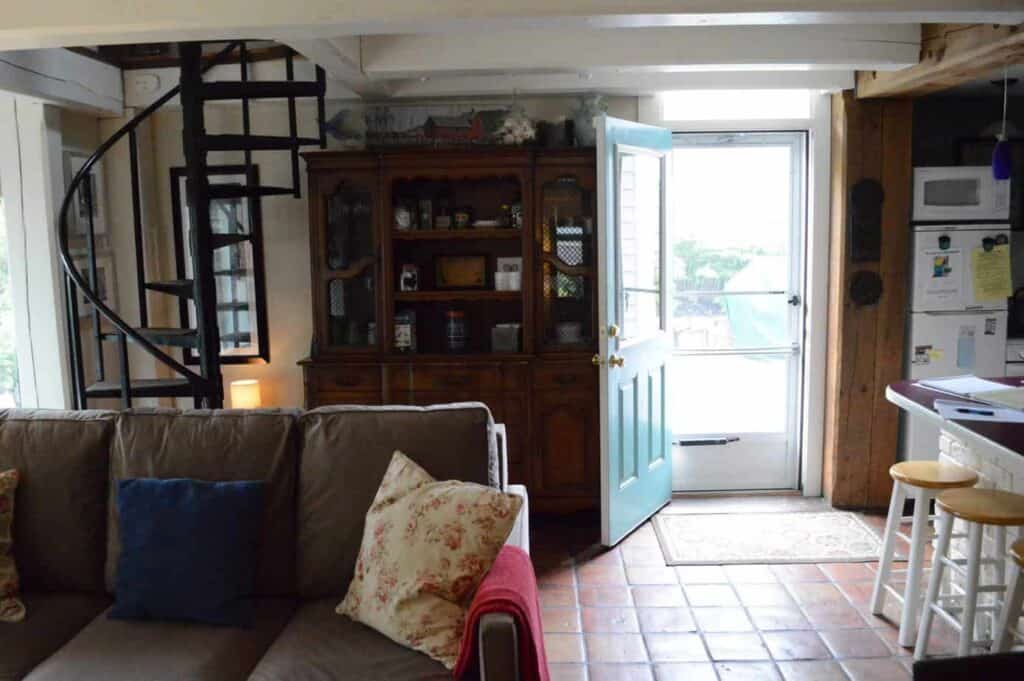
{"left": 670, "top": 129, "right": 807, "bottom": 493}
{"left": 638, "top": 93, "right": 831, "bottom": 497}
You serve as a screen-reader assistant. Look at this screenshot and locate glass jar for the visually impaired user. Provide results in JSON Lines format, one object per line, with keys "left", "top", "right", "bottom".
{"left": 445, "top": 310, "right": 467, "bottom": 352}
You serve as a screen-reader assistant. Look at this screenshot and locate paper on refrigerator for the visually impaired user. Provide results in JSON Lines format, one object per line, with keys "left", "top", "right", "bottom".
{"left": 971, "top": 244, "right": 1012, "bottom": 302}
{"left": 919, "top": 248, "right": 963, "bottom": 307}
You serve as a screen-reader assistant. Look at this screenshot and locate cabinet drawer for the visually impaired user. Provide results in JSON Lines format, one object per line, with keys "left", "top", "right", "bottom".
{"left": 533, "top": 363, "right": 597, "bottom": 391}
{"left": 397, "top": 365, "right": 504, "bottom": 392}
{"left": 308, "top": 365, "right": 381, "bottom": 392}
{"left": 307, "top": 391, "right": 382, "bottom": 409}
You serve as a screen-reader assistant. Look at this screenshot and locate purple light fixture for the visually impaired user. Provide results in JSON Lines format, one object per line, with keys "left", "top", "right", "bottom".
{"left": 993, "top": 67, "right": 1012, "bottom": 180}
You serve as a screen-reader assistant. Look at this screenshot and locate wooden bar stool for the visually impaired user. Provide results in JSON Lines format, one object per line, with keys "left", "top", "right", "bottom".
{"left": 871, "top": 461, "right": 979, "bottom": 647}
{"left": 993, "top": 539, "right": 1024, "bottom": 653}
{"left": 915, "top": 488, "right": 1024, "bottom": 659}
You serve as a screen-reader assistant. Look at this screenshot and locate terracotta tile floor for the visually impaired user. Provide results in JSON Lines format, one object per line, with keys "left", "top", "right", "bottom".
{"left": 532, "top": 497, "right": 963, "bottom": 681}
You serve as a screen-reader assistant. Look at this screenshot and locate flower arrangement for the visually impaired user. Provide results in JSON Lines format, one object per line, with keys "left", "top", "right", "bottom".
{"left": 495, "top": 106, "right": 536, "bottom": 145}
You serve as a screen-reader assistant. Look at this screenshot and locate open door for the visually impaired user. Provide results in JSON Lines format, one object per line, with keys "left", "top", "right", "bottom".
{"left": 596, "top": 115, "right": 674, "bottom": 546}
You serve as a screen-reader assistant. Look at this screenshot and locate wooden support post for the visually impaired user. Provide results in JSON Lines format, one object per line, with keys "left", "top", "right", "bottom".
{"left": 824, "top": 91, "right": 913, "bottom": 510}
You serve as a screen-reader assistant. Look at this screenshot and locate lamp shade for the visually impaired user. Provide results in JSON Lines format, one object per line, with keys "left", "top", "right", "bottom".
{"left": 230, "top": 379, "right": 262, "bottom": 409}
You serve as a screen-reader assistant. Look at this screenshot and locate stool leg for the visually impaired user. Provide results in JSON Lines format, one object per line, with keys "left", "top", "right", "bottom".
{"left": 916, "top": 510, "right": 954, "bottom": 661}
{"left": 872, "top": 480, "right": 907, "bottom": 616}
{"left": 958, "top": 521, "right": 984, "bottom": 657}
{"left": 993, "top": 561, "right": 1024, "bottom": 653}
{"left": 899, "top": 488, "right": 932, "bottom": 647}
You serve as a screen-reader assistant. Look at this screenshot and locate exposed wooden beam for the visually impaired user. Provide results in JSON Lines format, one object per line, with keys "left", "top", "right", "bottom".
{"left": 0, "top": 48, "right": 122, "bottom": 114}
{"left": 361, "top": 25, "right": 920, "bottom": 78}
{"left": 387, "top": 69, "right": 855, "bottom": 98}
{"left": 856, "top": 23, "right": 1024, "bottom": 98}
{"left": 282, "top": 38, "right": 393, "bottom": 99}
{"left": 4, "top": 2, "right": 1021, "bottom": 50}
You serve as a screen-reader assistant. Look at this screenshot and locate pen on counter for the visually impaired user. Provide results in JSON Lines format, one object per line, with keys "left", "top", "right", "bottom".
{"left": 955, "top": 407, "right": 995, "bottom": 416}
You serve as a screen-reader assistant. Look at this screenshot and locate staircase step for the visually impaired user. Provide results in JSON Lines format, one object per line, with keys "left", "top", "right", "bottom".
{"left": 137, "top": 327, "right": 200, "bottom": 348}
{"left": 199, "top": 80, "right": 324, "bottom": 101}
{"left": 85, "top": 378, "right": 197, "bottom": 399}
{"left": 201, "top": 134, "right": 320, "bottom": 152}
{"left": 209, "top": 184, "right": 294, "bottom": 200}
{"left": 145, "top": 279, "right": 194, "bottom": 298}
{"left": 210, "top": 233, "right": 251, "bottom": 249}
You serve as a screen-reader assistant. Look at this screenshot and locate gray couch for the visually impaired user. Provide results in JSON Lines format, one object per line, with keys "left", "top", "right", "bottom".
{"left": 0, "top": 403, "right": 529, "bottom": 681}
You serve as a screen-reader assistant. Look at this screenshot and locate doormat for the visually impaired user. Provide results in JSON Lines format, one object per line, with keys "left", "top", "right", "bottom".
{"left": 652, "top": 511, "right": 882, "bottom": 565}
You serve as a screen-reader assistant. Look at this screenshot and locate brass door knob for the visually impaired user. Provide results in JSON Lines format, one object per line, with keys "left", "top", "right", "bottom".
{"left": 609, "top": 355, "right": 625, "bottom": 368}
{"left": 591, "top": 354, "right": 603, "bottom": 366}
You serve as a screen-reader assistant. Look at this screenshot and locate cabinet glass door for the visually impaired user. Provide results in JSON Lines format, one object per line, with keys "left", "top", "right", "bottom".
{"left": 539, "top": 173, "right": 596, "bottom": 350}
{"left": 324, "top": 177, "right": 377, "bottom": 349}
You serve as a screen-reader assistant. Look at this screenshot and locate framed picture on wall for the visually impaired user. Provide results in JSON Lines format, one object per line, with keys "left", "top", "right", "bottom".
{"left": 63, "top": 150, "right": 108, "bottom": 238}
{"left": 73, "top": 253, "right": 116, "bottom": 318}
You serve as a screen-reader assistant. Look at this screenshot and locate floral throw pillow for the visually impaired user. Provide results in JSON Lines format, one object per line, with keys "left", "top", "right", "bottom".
{"left": 338, "top": 451, "right": 522, "bottom": 668}
{"left": 1, "top": 469, "right": 25, "bottom": 624}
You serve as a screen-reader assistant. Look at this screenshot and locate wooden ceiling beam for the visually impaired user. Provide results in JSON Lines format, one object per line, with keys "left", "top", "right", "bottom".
{"left": 856, "top": 23, "right": 1024, "bottom": 98}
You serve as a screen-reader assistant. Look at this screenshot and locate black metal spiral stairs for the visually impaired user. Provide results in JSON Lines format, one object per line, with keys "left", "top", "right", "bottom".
{"left": 58, "top": 41, "right": 326, "bottom": 409}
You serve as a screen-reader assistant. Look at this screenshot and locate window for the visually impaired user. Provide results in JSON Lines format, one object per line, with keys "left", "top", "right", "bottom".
{"left": 660, "top": 90, "right": 812, "bottom": 122}
{"left": 0, "top": 197, "right": 20, "bottom": 407}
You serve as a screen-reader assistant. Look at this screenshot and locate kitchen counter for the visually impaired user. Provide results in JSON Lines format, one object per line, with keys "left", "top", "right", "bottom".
{"left": 887, "top": 378, "right": 1024, "bottom": 465}
{"left": 888, "top": 378, "right": 1023, "bottom": 635}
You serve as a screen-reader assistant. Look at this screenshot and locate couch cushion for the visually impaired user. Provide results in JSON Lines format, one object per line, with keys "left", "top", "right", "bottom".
{"left": 0, "top": 409, "right": 114, "bottom": 593}
{"left": 338, "top": 451, "right": 522, "bottom": 669}
{"left": 105, "top": 409, "right": 300, "bottom": 596}
{"left": 1, "top": 469, "right": 24, "bottom": 623}
{"left": 248, "top": 599, "right": 450, "bottom": 681}
{"left": 112, "top": 478, "right": 266, "bottom": 627}
{"left": 23, "top": 598, "right": 295, "bottom": 681}
{"left": 0, "top": 592, "right": 110, "bottom": 681}
{"left": 296, "top": 404, "right": 498, "bottom": 598}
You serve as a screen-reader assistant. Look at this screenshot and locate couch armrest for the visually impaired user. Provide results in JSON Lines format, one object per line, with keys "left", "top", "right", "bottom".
{"left": 505, "top": 484, "right": 529, "bottom": 555}
{"left": 478, "top": 612, "right": 519, "bottom": 681}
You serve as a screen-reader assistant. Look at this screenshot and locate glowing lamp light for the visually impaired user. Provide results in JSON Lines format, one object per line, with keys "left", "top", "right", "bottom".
{"left": 230, "top": 379, "right": 262, "bottom": 409}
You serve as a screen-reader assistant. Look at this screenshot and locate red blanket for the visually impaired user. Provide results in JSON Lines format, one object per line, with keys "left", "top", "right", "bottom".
{"left": 454, "top": 545, "right": 549, "bottom": 681}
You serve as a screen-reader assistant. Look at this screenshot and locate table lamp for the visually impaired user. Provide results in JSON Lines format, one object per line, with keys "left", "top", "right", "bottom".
{"left": 230, "top": 379, "right": 262, "bottom": 409}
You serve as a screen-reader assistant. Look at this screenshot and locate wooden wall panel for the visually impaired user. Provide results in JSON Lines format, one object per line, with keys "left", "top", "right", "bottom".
{"left": 824, "top": 91, "right": 913, "bottom": 510}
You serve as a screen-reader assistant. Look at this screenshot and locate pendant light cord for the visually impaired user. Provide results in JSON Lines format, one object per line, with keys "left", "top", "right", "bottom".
{"left": 1001, "top": 66, "right": 1009, "bottom": 140}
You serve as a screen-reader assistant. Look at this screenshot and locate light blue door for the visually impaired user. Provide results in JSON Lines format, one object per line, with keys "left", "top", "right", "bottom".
{"left": 596, "top": 115, "right": 674, "bottom": 546}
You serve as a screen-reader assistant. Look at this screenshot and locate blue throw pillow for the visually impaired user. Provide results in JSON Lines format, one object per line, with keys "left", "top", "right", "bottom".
{"left": 111, "top": 478, "right": 265, "bottom": 627}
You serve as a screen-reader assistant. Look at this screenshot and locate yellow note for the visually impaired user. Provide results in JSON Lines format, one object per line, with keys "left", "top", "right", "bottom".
{"left": 971, "top": 244, "right": 1012, "bottom": 302}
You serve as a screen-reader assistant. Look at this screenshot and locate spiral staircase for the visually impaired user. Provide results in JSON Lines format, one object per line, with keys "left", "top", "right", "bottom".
{"left": 58, "top": 41, "right": 326, "bottom": 409}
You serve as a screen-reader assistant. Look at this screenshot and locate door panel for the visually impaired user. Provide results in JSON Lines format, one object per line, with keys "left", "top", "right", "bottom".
{"left": 597, "top": 115, "right": 674, "bottom": 546}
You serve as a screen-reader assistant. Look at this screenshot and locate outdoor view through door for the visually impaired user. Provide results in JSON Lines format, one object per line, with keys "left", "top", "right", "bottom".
{"left": 671, "top": 131, "right": 807, "bottom": 492}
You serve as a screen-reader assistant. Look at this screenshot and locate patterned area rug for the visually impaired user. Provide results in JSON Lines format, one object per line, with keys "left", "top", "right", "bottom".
{"left": 653, "top": 511, "right": 882, "bottom": 565}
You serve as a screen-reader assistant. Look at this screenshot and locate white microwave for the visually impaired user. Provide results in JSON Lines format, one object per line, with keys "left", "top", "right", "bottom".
{"left": 913, "top": 166, "right": 1010, "bottom": 222}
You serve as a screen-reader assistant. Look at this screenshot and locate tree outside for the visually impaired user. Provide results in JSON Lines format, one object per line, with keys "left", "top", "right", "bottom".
{"left": 0, "top": 199, "right": 20, "bottom": 407}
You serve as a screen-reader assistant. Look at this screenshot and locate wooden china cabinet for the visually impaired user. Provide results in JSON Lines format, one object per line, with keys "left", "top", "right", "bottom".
{"left": 300, "top": 148, "right": 599, "bottom": 512}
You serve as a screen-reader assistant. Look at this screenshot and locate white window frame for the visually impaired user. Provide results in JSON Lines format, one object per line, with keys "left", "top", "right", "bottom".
{"left": 0, "top": 94, "right": 72, "bottom": 409}
{"left": 639, "top": 92, "right": 831, "bottom": 497}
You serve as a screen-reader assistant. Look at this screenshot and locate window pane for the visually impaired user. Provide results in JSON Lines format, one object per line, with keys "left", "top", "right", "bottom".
{"left": 619, "top": 151, "right": 663, "bottom": 339}
{"left": 672, "top": 354, "right": 791, "bottom": 435}
{"left": 0, "top": 198, "right": 19, "bottom": 407}
{"left": 660, "top": 90, "right": 811, "bottom": 121}
{"left": 674, "top": 293, "right": 791, "bottom": 350}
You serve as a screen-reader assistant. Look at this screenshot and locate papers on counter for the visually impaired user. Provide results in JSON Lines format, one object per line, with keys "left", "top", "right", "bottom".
{"left": 917, "top": 375, "right": 1010, "bottom": 397}
{"left": 934, "top": 399, "right": 1024, "bottom": 424}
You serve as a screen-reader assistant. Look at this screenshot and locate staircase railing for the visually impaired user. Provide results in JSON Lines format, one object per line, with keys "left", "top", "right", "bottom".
{"left": 57, "top": 41, "right": 244, "bottom": 409}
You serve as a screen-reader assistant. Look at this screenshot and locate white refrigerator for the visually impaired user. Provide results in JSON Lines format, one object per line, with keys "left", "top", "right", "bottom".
{"left": 904, "top": 223, "right": 1011, "bottom": 460}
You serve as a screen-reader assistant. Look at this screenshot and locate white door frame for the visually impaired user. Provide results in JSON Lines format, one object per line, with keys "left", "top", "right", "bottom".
{"left": 638, "top": 93, "right": 830, "bottom": 497}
